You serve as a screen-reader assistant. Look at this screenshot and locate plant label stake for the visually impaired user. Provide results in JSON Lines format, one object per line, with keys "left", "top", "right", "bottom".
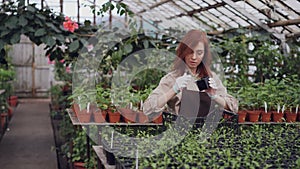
{"left": 140, "top": 100, "right": 143, "bottom": 110}
{"left": 277, "top": 104, "right": 280, "bottom": 113}
{"left": 110, "top": 130, "right": 114, "bottom": 149}
{"left": 135, "top": 149, "right": 139, "bottom": 169}
{"left": 296, "top": 104, "right": 298, "bottom": 114}
{"left": 282, "top": 104, "right": 285, "bottom": 113}
{"left": 264, "top": 101, "right": 267, "bottom": 113}
{"left": 78, "top": 96, "right": 81, "bottom": 110}
{"left": 87, "top": 102, "right": 90, "bottom": 113}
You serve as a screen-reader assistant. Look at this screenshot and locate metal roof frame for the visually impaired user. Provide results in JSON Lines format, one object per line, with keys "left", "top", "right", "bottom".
{"left": 119, "top": 0, "right": 300, "bottom": 40}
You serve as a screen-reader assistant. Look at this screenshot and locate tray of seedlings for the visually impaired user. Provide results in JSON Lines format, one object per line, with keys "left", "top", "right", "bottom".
{"left": 108, "top": 120, "right": 300, "bottom": 168}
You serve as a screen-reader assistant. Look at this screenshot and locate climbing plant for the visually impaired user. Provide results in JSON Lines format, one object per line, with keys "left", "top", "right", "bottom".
{"left": 0, "top": 0, "right": 133, "bottom": 65}
{"left": 211, "top": 29, "right": 297, "bottom": 86}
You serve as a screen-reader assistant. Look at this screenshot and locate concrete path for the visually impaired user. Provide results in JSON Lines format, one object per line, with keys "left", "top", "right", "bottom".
{"left": 0, "top": 99, "right": 58, "bottom": 169}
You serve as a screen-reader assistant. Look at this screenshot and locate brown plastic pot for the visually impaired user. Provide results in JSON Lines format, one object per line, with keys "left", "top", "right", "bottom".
{"left": 8, "top": 96, "right": 18, "bottom": 107}
{"left": 108, "top": 110, "right": 121, "bottom": 123}
{"left": 119, "top": 108, "right": 137, "bottom": 123}
{"left": 137, "top": 111, "right": 149, "bottom": 123}
{"left": 237, "top": 110, "right": 247, "bottom": 123}
{"left": 285, "top": 112, "right": 297, "bottom": 122}
{"left": 72, "top": 103, "right": 80, "bottom": 117}
{"left": 261, "top": 112, "right": 272, "bottom": 122}
{"left": 272, "top": 111, "right": 284, "bottom": 122}
{"left": 152, "top": 113, "right": 163, "bottom": 123}
{"left": 77, "top": 110, "right": 92, "bottom": 123}
{"left": 1, "top": 113, "right": 8, "bottom": 129}
{"left": 93, "top": 110, "right": 107, "bottom": 123}
{"left": 247, "top": 110, "right": 261, "bottom": 122}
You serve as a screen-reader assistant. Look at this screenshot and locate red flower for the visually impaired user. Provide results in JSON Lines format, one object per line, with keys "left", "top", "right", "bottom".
{"left": 66, "top": 66, "right": 71, "bottom": 73}
{"left": 47, "top": 54, "right": 55, "bottom": 64}
{"left": 63, "top": 16, "right": 78, "bottom": 32}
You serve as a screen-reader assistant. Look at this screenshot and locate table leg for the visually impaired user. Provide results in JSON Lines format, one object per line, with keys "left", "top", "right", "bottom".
{"left": 86, "top": 126, "right": 90, "bottom": 163}
{"left": 97, "top": 126, "right": 102, "bottom": 169}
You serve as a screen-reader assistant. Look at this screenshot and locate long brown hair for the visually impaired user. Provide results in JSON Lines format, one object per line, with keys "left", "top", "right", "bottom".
{"left": 173, "top": 30, "right": 212, "bottom": 78}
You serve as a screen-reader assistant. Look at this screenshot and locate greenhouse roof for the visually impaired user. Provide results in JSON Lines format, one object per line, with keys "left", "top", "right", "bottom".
{"left": 3, "top": 0, "right": 299, "bottom": 40}
{"left": 118, "top": 0, "right": 300, "bottom": 40}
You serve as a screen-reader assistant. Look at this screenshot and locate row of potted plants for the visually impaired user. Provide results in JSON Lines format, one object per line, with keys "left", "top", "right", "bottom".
{"left": 236, "top": 109, "right": 300, "bottom": 123}
{"left": 69, "top": 85, "right": 162, "bottom": 124}
{"left": 234, "top": 75, "right": 300, "bottom": 123}
{"left": 0, "top": 45, "right": 18, "bottom": 134}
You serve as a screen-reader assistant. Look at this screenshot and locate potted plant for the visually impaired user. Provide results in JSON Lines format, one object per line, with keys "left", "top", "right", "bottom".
{"left": 285, "top": 103, "right": 297, "bottom": 123}
{"left": 69, "top": 87, "right": 95, "bottom": 123}
{"left": 245, "top": 84, "right": 261, "bottom": 122}
{"left": 260, "top": 102, "right": 272, "bottom": 122}
{"left": 0, "top": 104, "right": 8, "bottom": 130}
{"left": 236, "top": 86, "right": 250, "bottom": 123}
{"left": 92, "top": 106, "right": 107, "bottom": 123}
{"left": 98, "top": 87, "right": 121, "bottom": 123}
{"left": 272, "top": 104, "right": 285, "bottom": 122}
{"left": 72, "top": 129, "right": 88, "bottom": 169}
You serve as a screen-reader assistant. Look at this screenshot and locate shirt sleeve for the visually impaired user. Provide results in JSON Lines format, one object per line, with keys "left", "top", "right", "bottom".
{"left": 142, "top": 73, "right": 176, "bottom": 115}
{"left": 213, "top": 73, "right": 239, "bottom": 113}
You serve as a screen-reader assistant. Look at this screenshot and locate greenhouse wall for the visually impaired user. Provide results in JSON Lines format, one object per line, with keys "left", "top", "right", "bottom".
{"left": 8, "top": 35, "right": 52, "bottom": 97}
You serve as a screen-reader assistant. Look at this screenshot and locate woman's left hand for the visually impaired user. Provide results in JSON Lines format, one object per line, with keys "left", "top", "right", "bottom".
{"left": 208, "top": 77, "right": 217, "bottom": 89}
{"left": 205, "top": 78, "right": 218, "bottom": 96}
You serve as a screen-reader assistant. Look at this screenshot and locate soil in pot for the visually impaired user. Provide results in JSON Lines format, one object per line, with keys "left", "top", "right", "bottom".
{"left": 261, "top": 112, "right": 272, "bottom": 122}
{"left": 285, "top": 112, "right": 297, "bottom": 122}
{"left": 237, "top": 110, "right": 247, "bottom": 123}
{"left": 246, "top": 110, "right": 261, "bottom": 122}
{"left": 272, "top": 111, "right": 284, "bottom": 122}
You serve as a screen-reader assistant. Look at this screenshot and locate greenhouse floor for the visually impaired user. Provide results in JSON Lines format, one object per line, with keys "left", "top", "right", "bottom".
{"left": 0, "top": 98, "right": 58, "bottom": 169}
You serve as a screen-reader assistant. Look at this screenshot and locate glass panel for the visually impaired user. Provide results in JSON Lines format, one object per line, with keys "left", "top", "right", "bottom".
{"left": 184, "top": 0, "right": 201, "bottom": 9}
{"left": 174, "top": 0, "right": 193, "bottom": 11}
{"left": 202, "top": 11, "right": 226, "bottom": 27}
{"left": 204, "top": 0, "right": 217, "bottom": 6}
{"left": 63, "top": 1, "right": 77, "bottom": 17}
{"left": 224, "top": 5, "right": 248, "bottom": 21}
{"left": 282, "top": 0, "right": 300, "bottom": 12}
{"left": 208, "top": 8, "right": 222, "bottom": 17}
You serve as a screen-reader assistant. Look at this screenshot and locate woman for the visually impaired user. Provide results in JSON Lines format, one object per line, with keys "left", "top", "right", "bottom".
{"left": 143, "top": 30, "right": 238, "bottom": 116}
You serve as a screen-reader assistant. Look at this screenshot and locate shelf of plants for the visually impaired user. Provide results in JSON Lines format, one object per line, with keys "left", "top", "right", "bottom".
{"left": 109, "top": 123, "right": 300, "bottom": 168}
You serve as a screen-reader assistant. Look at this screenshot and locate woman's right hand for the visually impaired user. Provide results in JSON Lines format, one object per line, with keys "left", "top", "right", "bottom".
{"left": 173, "top": 73, "right": 192, "bottom": 93}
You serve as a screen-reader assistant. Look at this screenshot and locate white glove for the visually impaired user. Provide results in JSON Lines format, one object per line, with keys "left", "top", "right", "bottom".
{"left": 173, "top": 73, "right": 192, "bottom": 93}
{"left": 208, "top": 77, "right": 218, "bottom": 89}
